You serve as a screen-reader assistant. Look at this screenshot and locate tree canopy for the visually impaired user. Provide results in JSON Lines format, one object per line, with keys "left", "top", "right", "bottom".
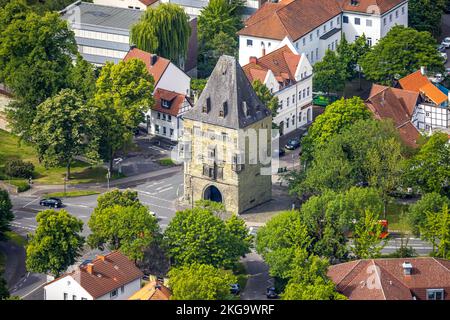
{"left": 252, "top": 80, "right": 279, "bottom": 121}
{"left": 360, "top": 26, "right": 443, "bottom": 85}
{"left": 168, "top": 263, "right": 237, "bottom": 300}
{"left": 409, "top": 0, "right": 446, "bottom": 37}
{"left": 130, "top": 4, "right": 191, "bottom": 65}
{"left": 26, "top": 209, "right": 84, "bottom": 277}
{"left": 312, "top": 49, "right": 347, "bottom": 94}
{"left": 408, "top": 192, "right": 450, "bottom": 236}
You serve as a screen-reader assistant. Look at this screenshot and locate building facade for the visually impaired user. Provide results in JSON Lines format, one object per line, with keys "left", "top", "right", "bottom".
{"left": 181, "top": 55, "right": 272, "bottom": 214}
{"left": 242, "top": 41, "right": 313, "bottom": 135}
{"left": 238, "top": 0, "right": 408, "bottom": 66}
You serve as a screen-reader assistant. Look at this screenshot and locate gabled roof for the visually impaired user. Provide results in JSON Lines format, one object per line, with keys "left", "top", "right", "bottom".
{"left": 183, "top": 55, "right": 271, "bottom": 129}
{"left": 238, "top": 0, "right": 405, "bottom": 41}
{"left": 339, "top": 0, "right": 406, "bottom": 14}
{"left": 45, "top": 251, "right": 143, "bottom": 299}
{"left": 238, "top": 0, "right": 342, "bottom": 41}
{"left": 366, "top": 84, "right": 420, "bottom": 148}
{"left": 128, "top": 281, "right": 172, "bottom": 300}
{"left": 139, "top": 0, "right": 159, "bottom": 5}
{"left": 242, "top": 45, "right": 301, "bottom": 84}
{"left": 152, "top": 88, "right": 191, "bottom": 117}
{"left": 124, "top": 48, "right": 171, "bottom": 85}
{"left": 328, "top": 258, "right": 450, "bottom": 300}
{"left": 398, "top": 70, "right": 448, "bottom": 106}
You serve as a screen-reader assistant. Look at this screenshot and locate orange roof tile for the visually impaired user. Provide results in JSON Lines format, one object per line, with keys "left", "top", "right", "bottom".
{"left": 45, "top": 251, "right": 143, "bottom": 299}
{"left": 328, "top": 258, "right": 450, "bottom": 300}
{"left": 242, "top": 45, "right": 300, "bottom": 84}
{"left": 124, "top": 48, "right": 170, "bottom": 85}
{"left": 128, "top": 281, "right": 172, "bottom": 300}
{"left": 398, "top": 70, "right": 448, "bottom": 105}
{"left": 340, "top": 0, "right": 406, "bottom": 14}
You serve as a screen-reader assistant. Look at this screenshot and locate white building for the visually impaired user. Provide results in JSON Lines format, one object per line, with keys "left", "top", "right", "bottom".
{"left": 238, "top": 0, "right": 408, "bottom": 66}
{"left": 93, "top": 0, "right": 159, "bottom": 10}
{"left": 44, "top": 252, "right": 143, "bottom": 300}
{"left": 242, "top": 40, "right": 313, "bottom": 135}
{"left": 399, "top": 69, "right": 450, "bottom": 132}
{"left": 124, "top": 48, "right": 193, "bottom": 141}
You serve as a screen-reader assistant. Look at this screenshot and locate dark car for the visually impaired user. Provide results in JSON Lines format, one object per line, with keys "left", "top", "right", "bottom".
{"left": 39, "top": 198, "right": 62, "bottom": 208}
{"left": 273, "top": 148, "right": 286, "bottom": 157}
{"left": 266, "top": 287, "right": 278, "bottom": 299}
{"left": 230, "top": 283, "right": 240, "bottom": 295}
{"left": 285, "top": 139, "right": 300, "bottom": 150}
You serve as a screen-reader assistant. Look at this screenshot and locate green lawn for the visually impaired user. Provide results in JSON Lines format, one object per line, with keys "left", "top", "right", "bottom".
{"left": 158, "top": 158, "right": 176, "bottom": 166}
{"left": 44, "top": 190, "right": 100, "bottom": 198}
{"left": 386, "top": 201, "right": 411, "bottom": 232}
{"left": 0, "top": 129, "right": 123, "bottom": 185}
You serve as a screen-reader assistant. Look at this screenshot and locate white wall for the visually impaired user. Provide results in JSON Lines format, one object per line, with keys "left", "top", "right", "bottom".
{"left": 342, "top": 12, "right": 381, "bottom": 45}
{"left": 44, "top": 276, "right": 93, "bottom": 300}
{"left": 96, "top": 278, "right": 141, "bottom": 300}
{"left": 381, "top": 3, "right": 408, "bottom": 38}
{"left": 155, "top": 63, "right": 191, "bottom": 96}
{"left": 415, "top": 103, "right": 450, "bottom": 131}
{"left": 238, "top": 35, "right": 281, "bottom": 66}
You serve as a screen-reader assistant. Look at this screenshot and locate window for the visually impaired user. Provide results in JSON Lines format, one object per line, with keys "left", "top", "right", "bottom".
{"left": 168, "top": 115, "right": 172, "bottom": 122}
{"left": 162, "top": 114, "right": 166, "bottom": 121}
{"left": 316, "top": 48, "right": 319, "bottom": 57}
{"left": 354, "top": 18, "right": 360, "bottom": 25}
{"left": 427, "top": 289, "right": 444, "bottom": 300}
{"left": 163, "top": 127, "right": 167, "bottom": 135}
{"left": 389, "top": 14, "right": 392, "bottom": 22}
{"left": 286, "top": 118, "right": 289, "bottom": 128}
{"left": 157, "top": 112, "right": 161, "bottom": 119}
{"left": 402, "top": 6, "right": 405, "bottom": 15}
{"left": 311, "top": 51, "right": 314, "bottom": 63}
{"left": 331, "top": 42, "right": 334, "bottom": 50}
{"left": 343, "top": 16, "right": 349, "bottom": 24}
{"left": 72, "top": 295, "right": 76, "bottom": 300}
{"left": 298, "top": 91, "right": 302, "bottom": 100}
{"left": 81, "top": 297, "right": 87, "bottom": 300}
{"left": 268, "top": 42, "right": 271, "bottom": 47}
{"left": 161, "top": 99, "right": 170, "bottom": 108}
{"left": 155, "top": 125, "right": 160, "bottom": 133}
{"left": 367, "top": 37, "right": 372, "bottom": 46}
{"left": 366, "top": 19, "right": 372, "bottom": 27}
{"left": 299, "top": 112, "right": 302, "bottom": 122}
{"left": 286, "top": 97, "right": 289, "bottom": 107}
{"left": 110, "top": 289, "right": 118, "bottom": 298}
{"left": 221, "top": 132, "right": 227, "bottom": 142}
{"left": 395, "top": 10, "right": 398, "bottom": 18}
{"left": 330, "top": 20, "right": 333, "bottom": 28}
{"left": 307, "top": 87, "right": 310, "bottom": 96}
{"left": 292, "top": 94, "right": 295, "bottom": 103}
{"left": 383, "top": 18, "right": 386, "bottom": 26}
{"left": 63, "top": 293, "right": 68, "bottom": 300}
{"left": 279, "top": 100, "right": 283, "bottom": 109}
{"left": 121, "top": 286, "right": 124, "bottom": 294}
{"left": 260, "top": 41, "right": 264, "bottom": 47}
{"left": 295, "top": 42, "right": 299, "bottom": 49}
{"left": 170, "top": 129, "right": 174, "bottom": 136}
{"left": 246, "top": 39, "right": 253, "bottom": 47}
{"left": 323, "top": 25, "right": 327, "bottom": 32}
{"left": 355, "top": 35, "right": 360, "bottom": 41}
{"left": 317, "top": 29, "right": 320, "bottom": 37}
{"left": 306, "top": 53, "right": 309, "bottom": 61}
{"left": 310, "top": 33, "right": 313, "bottom": 41}
{"left": 303, "top": 89, "right": 306, "bottom": 99}
{"left": 303, "top": 38, "right": 306, "bottom": 45}
{"left": 337, "top": 16, "right": 340, "bottom": 25}
{"left": 292, "top": 115, "right": 295, "bottom": 126}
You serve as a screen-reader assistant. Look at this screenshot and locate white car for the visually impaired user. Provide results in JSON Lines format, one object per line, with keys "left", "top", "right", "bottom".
{"left": 442, "top": 37, "right": 450, "bottom": 48}
{"left": 429, "top": 73, "right": 444, "bottom": 83}
{"left": 440, "top": 52, "right": 448, "bottom": 62}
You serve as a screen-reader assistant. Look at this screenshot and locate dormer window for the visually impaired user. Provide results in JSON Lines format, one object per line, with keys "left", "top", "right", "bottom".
{"left": 220, "top": 101, "right": 228, "bottom": 117}
{"left": 161, "top": 99, "right": 170, "bottom": 108}
{"left": 203, "top": 97, "right": 211, "bottom": 113}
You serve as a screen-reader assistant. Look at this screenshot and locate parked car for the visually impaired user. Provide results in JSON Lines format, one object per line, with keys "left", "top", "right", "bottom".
{"left": 285, "top": 139, "right": 300, "bottom": 150}
{"left": 440, "top": 52, "right": 448, "bottom": 62}
{"left": 442, "top": 37, "right": 450, "bottom": 48}
{"left": 230, "top": 283, "right": 240, "bottom": 295}
{"left": 273, "top": 148, "right": 285, "bottom": 157}
{"left": 445, "top": 68, "right": 450, "bottom": 77}
{"left": 266, "top": 287, "right": 278, "bottom": 299}
{"left": 438, "top": 44, "right": 447, "bottom": 53}
{"left": 430, "top": 73, "right": 445, "bottom": 83}
{"left": 39, "top": 197, "right": 62, "bottom": 208}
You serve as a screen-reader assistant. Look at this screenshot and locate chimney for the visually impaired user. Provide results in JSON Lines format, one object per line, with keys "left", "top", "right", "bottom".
{"left": 249, "top": 56, "right": 258, "bottom": 64}
{"left": 86, "top": 263, "right": 94, "bottom": 275}
{"left": 402, "top": 262, "right": 413, "bottom": 275}
{"left": 150, "top": 54, "right": 158, "bottom": 66}
{"left": 262, "top": 47, "right": 266, "bottom": 56}
{"left": 420, "top": 66, "right": 426, "bottom": 76}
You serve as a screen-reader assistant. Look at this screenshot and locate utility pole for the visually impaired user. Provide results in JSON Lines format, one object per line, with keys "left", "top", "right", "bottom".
{"left": 107, "top": 168, "right": 111, "bottom": 190}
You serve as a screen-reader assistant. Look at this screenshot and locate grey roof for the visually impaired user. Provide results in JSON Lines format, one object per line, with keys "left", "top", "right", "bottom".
{"left": 61, "top": 1, "right": 143, "bottom": 31}
{"left": 320, "top": 28, "right": 342, "bottom": 40}
{"left": 183, "top": 55, "right": 271, "bottom": 129}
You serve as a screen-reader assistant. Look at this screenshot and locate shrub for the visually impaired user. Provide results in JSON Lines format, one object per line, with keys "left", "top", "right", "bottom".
{"left": 10, "top": 180, "right": 31, "bottom": 193}
{"left": 4, "top": 160, "right": 34, "bottom": 178}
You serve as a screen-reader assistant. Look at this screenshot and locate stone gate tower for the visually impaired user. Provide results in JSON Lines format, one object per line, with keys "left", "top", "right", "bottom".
{"left": 181, "top": 55, "right": 272, "bottom": 214}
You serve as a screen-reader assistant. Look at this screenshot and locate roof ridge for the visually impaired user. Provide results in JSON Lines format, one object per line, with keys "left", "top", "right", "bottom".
{"left": 432, "top": 257, "right": 450, "bottom": 273}
{"left": 372, "top": 259, "right": 387, "bottom": 300}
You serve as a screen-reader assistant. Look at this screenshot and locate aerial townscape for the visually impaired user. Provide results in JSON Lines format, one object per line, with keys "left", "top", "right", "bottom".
{"left": 2, "top": 0, "right": 450, "bottom": 305}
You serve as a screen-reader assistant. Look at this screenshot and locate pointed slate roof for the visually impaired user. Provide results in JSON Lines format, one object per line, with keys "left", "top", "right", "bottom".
{"left": 183, "top": 55, "right": 271, "bottom": 129}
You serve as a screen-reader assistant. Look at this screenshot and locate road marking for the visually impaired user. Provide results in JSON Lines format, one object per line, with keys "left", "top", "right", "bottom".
{"left": 144, "top": 203, "right": 175, "bottom": 211}
{"left": 64, "top": 203, "right": 90, "bottom": 208}
{"left": 156, "top": 187, "right": 173, "bottom": 194}
{"left": 156, "top": 184, "right": 172, "bottom": 191}
{"left": 23, "top": 198, "right": 40, "bottom": 208}
{"left": 137, "top": 191, "right": 174, "bottom": 203}
{"left": 11, "top": 223, "right": 36, "bottom": 231}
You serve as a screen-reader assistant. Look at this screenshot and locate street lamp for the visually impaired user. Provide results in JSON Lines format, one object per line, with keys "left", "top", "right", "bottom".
{"left": 106, "top": 168, "right": 111, "bottom": 190}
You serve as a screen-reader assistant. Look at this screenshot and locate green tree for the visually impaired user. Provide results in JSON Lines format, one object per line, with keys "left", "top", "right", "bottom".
{"left": 336, "top": 34, "right": 370, "bottom": 81}
{"left": 252, "top": 80, "right": 279, "bottom": 120}
{"left": 197, "top": 0, "right": 243, "bottom": 77}
{"left": 0, "top": 1, "right": 78, "bottom": 139}
{"left": 404, "top": 132, "right": 450, "bottom": 196}
{"left": 360, "top": 26, "right": 443, "bottom": 85}
{"left": 437, "top": 204, "right": 450, "bottom": 259}
{"left": 95, "top": 189, "right": 142, "bottom": 211}
{"left": 312, "top": 49, "right": 347, "bottom": 94}
{"left": 0, "top": 275, "right": 9, "bottom": 300}
{"left": 409, "top": 0, "right": 446, "bottom": 37}
{"left": 256, "top": 211, "right": 312, "bottom": 279}
{"left": 68, "top": 55, "right": 98, "bottom": 101}
{"left": 30, "top": 89, "right": 99, "bottom": 180}
{"left": 408, "top": 192, "right": 450, "bottom": 236}
{"left": 281, "top": 248, "right": 346, "bottom": 300}
{"left": 0, "top": 189, "right": 13, "bottom": 241}
{"left": 164, "top": 205, "right": 251, "bottom": 268}
{"left": 130, "top": 4, "right": 191, "bottom": 65}
{"left": 168, "top": 263, "right": 237, "bottom": 300}
{"left": 26, "top": 209, "right": 84, "bottom": 277}
{"left": 352, "top": 210, "right": 387, "bottom": 259}
{"left": 88, "top": 205, "right": 159, "bottom": 261}
{"left": 92, "top": 59, "right": 154, "bottom": 171}
{"left": 420, "top": 204, "right": 450, "bottom": 257}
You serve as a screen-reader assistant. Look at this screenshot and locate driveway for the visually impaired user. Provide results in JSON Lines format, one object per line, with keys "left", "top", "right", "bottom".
{"left": 240, "top": 251, "right": 273, "bottom": 300}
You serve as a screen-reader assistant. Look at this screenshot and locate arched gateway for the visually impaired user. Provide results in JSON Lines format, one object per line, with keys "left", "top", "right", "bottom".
{"left": 203, "top": 185, "right": 223, "bottom": 203}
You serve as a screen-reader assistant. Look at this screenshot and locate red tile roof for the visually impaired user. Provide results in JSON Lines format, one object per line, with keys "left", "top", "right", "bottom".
{"left": 340, "top": 0, "right": 406, "bottom": 14}
{"left": 139, "top": 0, "right": 159, "bottom": 6}
{"left": 398, "top": 70, "right": 448, "bottom": 106}
{"left": 238, "top": 0, "right": 405, "bottom": 40}
{"left": 242, "top": 45, "right": 301, "bottom": 85}
{"left": 328, "top": 258, "right": 450, "bottom": 300}
{"left": 152, "top": 88, "right": 191, "bottom": 117}
{"left": 124, "top": 48, "right": 170, "bottom": 85}
{"left": 366, "top": 84, "right": 420, "bottom": 148}
{"left": 45, "top": 251, "right": 143, "bottom": 299}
